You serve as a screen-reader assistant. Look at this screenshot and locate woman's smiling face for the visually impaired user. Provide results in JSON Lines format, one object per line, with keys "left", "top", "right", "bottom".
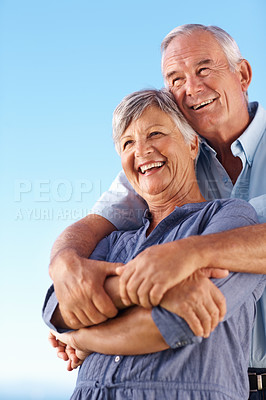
{"left": 120, "top": 106, "right": 198, "bottom": 204}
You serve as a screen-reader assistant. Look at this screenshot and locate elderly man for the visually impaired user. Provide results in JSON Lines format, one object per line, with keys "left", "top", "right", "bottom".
{"left": 49, "top": 25, "right": 266, "bottom": 399}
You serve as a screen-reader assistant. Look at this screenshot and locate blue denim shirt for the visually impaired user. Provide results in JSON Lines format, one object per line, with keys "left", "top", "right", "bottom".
{"left": 91, "top": 102, "right": 266, "bottom": 368}
{"left": 43, "top": 199, "right": 265, "bottom": 399}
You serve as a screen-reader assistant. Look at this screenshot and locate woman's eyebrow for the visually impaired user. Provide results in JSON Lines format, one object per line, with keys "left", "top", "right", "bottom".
{"left": 121, "top": 134, "right": 131, "bottom": 139}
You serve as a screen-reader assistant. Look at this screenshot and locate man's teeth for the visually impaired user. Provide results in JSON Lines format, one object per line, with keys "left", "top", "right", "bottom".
{"left": 192, "top": 99, "right": 214, "bottom": 110}
{"left": 140, "top": 162, "right": 164, "bottom": 174}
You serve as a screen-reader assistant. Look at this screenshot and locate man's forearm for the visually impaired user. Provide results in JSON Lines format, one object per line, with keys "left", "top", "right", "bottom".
{"left": 194, "top": 223, "right": 266, "bottom": 274}
{"left": 50, "top": 214, "right": 116, "bottom": 261}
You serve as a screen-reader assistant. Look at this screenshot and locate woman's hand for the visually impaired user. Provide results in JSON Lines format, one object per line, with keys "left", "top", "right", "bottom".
{"left": 161, "top": 269, "right": 227, "bottom": 338}
{"left": 49, "top": 330, "right": 92, "bottom": 371}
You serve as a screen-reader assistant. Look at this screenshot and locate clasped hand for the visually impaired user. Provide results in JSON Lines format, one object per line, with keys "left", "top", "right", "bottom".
{"left": 50, "top": 248, "right": 123, "bottom": 329}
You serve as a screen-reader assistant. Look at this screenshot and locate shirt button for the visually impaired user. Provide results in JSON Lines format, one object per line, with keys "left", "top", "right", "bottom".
{"left": 223, "top": 177, "right": 228, "bottom": 184}
{"left": 114, "top": 356, "right": 120, "bottom": 363}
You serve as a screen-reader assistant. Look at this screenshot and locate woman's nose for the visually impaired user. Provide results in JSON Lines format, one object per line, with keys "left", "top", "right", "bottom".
{"left": 135, "top": 140, "right": 153, "bottom": 157}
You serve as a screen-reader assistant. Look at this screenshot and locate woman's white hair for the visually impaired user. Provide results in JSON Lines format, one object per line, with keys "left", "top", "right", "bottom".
{"left": 112, "top": 88, "right": 198, "bottom": 155}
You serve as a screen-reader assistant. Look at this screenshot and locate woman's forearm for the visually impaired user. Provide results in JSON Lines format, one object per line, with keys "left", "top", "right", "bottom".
{"left": 59, "top": 306, "right": 169, "bottom": 356}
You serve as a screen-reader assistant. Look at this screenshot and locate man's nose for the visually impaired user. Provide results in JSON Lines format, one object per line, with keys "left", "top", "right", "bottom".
{"left": 185, "top": 75, "right": 204, "bottom": 97}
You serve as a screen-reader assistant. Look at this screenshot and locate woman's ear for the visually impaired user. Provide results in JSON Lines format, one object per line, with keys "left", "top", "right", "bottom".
{"left": 189, "top": 135, "right": 199, "bottom": 160}
{"left": 238, "top": 59, "right": 252, "bottom": 92}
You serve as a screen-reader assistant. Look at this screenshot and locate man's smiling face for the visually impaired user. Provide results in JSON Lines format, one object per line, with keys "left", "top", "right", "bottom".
{"left": 162, "top": 30, "right": 250, "bottom": 142}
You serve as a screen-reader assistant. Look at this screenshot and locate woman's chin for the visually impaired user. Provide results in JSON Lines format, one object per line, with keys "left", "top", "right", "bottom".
{"left": 139, "top": 185, "right": 168, "bottom": 201}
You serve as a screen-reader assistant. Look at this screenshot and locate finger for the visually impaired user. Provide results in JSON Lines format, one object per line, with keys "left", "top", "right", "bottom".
{"left": 65, "top": 302, "right": 106, "bottom": 327}
{"left": 65, "top": 345, "right": 79, "bottom": 365}
{"left": 149, "top": 283, "right": 166, "bottom": 306}
{"left": 126, "top": 274, "right": 146, "bottom": 305}
{"left": 119, "top": 267, "right": 135, "bottom": 306}
{"left": 59, "top": 308, "right": 86, "bottom": 330}
{"left": 55, "top": 340, "right": 69, "bottom": 361}
{"left": 181, "top": 309, "right": 204, "bottom": 337}
{"left": 116, "top": 266, "right": 126, "bottom": 276}
{"left": 69, "top": 351, "right": 81, "bottom": 369}
{"left": 92, "top": 289, "right": 118, "bottom": 320}
{"left": 194, "top": 305, "right": 212, "bottom": 338}
{"left": 48, "top": 331, "right": 59, "bottom": 348}
{"left": 203, "top": 300, "right": 220, "bottom": 333}
{"left": 57, "top": 348, "right": 69, "bottom": 361}
{"left": 71, "top": 358, "right": 83, "bottom": 370}
{"left": 137, "top": 281, "right": 153, "bottom": 309}
{"left": 105, "top": 262, "right": 120, "bottom": 276}
{"left": 202, "top": 267, "right": 229, "bottom": 279}
{"left": 67, "top": 359, "right": 73, "bottom": 372}
{"left": 72, "top": 306, "right": 100, "bottom": 327}
{"left": 81, "top": 300, "right": 109, "bottom": 325}
{"left": 212, "top": 287, "right": 227, "bottom": 322}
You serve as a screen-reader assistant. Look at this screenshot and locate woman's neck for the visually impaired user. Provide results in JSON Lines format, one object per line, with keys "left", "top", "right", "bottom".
{"left": 146, "top": 184, "right": 205, "bottom": 235}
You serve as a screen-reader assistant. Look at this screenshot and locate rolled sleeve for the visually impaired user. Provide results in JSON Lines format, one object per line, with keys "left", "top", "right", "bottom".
{"left": 42, "top": 285, "right": 70, "bottom": 333}
{"left": 152, "top": 274, "right": 266, "bottom": 350}
{"left": 151, "top": 306, "right": 202, "bottom": 348}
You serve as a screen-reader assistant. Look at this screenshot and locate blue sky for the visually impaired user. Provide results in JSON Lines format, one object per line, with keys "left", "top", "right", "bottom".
{"left": 1, "top": 0, "right": 266, "bottom": 398}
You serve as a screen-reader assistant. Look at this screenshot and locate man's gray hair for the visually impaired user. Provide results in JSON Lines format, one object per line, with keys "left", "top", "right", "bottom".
{"left": 112, "top": 89, "right": 198, "bottom": 155}
{"left": 161, "top": 24, "right": 243, "bottom": 71}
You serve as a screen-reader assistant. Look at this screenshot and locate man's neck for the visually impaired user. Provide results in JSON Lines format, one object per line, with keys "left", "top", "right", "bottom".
{"left": 205, "top": 110, "right": 252, "bottom": 184}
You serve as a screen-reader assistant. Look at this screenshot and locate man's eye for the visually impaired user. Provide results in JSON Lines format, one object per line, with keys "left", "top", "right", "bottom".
{"left": 198, "top": 67, "right": 210, "bottom": 76}
{"left": 172, "top": 77, "right": 183, "bottom": 87}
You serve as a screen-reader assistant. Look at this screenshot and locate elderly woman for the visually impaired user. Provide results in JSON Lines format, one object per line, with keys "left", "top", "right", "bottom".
{"left": 43, "top": 89, "right": 265, "bottom": 400}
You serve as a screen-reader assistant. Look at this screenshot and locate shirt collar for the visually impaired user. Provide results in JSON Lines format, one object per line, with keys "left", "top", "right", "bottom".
{"left": 231, "top": 102, "right": 266, "bottom": 166}
{"left": 199, "top": 102, "right": 266, "bottom": 166}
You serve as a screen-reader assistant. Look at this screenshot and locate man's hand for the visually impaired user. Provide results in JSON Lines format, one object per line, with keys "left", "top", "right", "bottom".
{"left": 116, "top": 239, "right": 207, "bottom": 308}
{"left": 161, "top": 269, "right": 227, "bottom": 338}
{"left": 49, "top": 249, "right": 123, "bottom": 329}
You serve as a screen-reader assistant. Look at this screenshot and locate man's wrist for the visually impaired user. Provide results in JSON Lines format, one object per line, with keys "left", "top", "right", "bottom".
{"left": 49, "top": 248, "right": 80, "bottom": 280}
{"left": 183, "top": 235, "right": 210, "bottom": 272}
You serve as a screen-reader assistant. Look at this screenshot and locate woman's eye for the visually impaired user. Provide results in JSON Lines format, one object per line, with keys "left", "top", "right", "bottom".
{"left": 149, "top": 131, "right": 162, "bottom": 138}
{"left": 123, "top": 140, "right": 133, "bottom": 150}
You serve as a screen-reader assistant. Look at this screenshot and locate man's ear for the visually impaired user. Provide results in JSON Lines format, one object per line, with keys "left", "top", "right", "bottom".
{"left": 189, "top": 135, "right": 199, "bottom": 160}
{"left": 238, "top": 59, "right": 252, "bottom": 92}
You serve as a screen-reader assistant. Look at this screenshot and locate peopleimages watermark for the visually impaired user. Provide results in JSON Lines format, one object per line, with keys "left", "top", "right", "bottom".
{"left": 15, "top": 207, "right": 92, "bottom": 221}
{"left": 14, "top": 179, "right": 102, "bottom": 202}
{"left": 14, "top": 179, "right": 103, "bottom": 221}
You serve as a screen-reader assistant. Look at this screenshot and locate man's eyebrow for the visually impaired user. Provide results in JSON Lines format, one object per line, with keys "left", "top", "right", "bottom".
{"left": 165, "top": 59, "right": 213, "bottom": 81}
{"left": 165, "top": 70, "right": 178, "bottom": 81}
{"left": 196, "top": 58, "right": 213, "bottom": 67}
